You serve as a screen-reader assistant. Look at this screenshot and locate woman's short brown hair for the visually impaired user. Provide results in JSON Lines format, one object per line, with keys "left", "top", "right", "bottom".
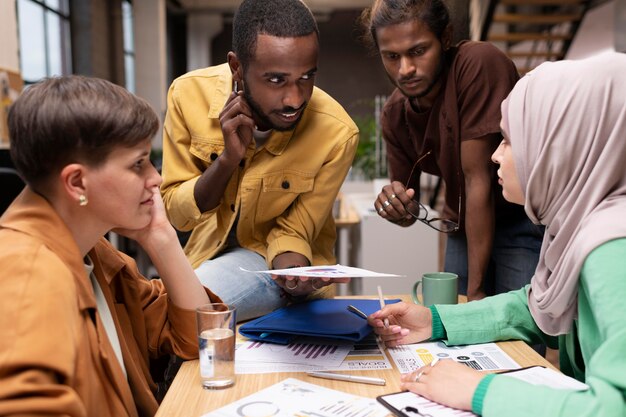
{"left": 9, "top": 75, "right": 159, "bottom": 188}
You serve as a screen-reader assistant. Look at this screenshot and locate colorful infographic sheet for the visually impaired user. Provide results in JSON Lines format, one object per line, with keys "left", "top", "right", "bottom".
{"left": 240, "top": 264, "right": 402, "bottom": 278}
{"left": 236, "top": 339, "right": 352, "bottom": 367}
{"left": 208, "top": 378, "right": 389, "bottom": 417}
{"left": 388, "top": 341, "right": 520, "bottom": 374}
{"left": 235, "top": 335, "right": 392, "bottom": 374}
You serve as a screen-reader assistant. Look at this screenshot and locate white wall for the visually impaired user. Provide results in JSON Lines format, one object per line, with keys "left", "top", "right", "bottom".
{"left": 134, "top": 0, "right": 167, "bottom": 149}
{"left": 187, "top": 13, "right": 223, "bottom": 71}
{"left": 342, "top": 192, "right": 439, "bottom": 296}
{"left": 0, "top": 1, "right": 19, "bottom": 71}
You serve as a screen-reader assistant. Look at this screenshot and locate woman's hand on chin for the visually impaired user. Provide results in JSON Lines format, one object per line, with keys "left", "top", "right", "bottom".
{"left": 113, "top": 186, "right": 176, "bottom": 251}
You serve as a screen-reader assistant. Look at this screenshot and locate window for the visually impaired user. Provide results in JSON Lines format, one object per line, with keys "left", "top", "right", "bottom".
{"left": 122, "top": 0, "right": 135, "bottom": 93}
{"left": 16, "top": 0, "right": 72, "bottom": 84}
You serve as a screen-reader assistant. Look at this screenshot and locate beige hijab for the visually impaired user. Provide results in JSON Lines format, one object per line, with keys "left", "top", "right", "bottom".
{"left": 503, "top": 52, "right": 626, "bottom": 335}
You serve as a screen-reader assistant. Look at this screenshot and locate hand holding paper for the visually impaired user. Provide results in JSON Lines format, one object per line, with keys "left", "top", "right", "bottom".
{"left": 241, "top": 264, "right": 403, "bottom": 278}
{"left": 269, "top": 252, "right": 332, "bottom": 296}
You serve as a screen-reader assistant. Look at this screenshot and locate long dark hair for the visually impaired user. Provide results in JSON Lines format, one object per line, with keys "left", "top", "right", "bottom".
{"left": 360, "top": 0, "right": 450, "bottom": 50}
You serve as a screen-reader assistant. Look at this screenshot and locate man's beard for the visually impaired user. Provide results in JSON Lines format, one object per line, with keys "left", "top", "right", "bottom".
{"left": 243, "top": 83, "right": 305, "bottom": 132}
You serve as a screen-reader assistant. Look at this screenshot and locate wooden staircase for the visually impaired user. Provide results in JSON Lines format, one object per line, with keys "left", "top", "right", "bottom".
{"left": 480, "top": 0, "right": 592, "bottom": 74}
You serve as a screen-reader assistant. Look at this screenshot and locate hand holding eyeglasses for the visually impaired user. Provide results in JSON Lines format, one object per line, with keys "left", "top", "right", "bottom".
{"left": 374, "top": 181, "right": 418, "bottom": 226}
{"left": 375, "top": 150, "right": 460, "bottom": 233}
{"left": 375, "top": 181, "right": 459, "bottom": 233}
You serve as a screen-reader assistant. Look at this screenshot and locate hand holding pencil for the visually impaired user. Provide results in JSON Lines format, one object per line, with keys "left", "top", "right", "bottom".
{"left": 377, "top": 285, "right": 390, "bottom": 328}
{"left": 366, "top": 300, "right": 434, "bottom": 348}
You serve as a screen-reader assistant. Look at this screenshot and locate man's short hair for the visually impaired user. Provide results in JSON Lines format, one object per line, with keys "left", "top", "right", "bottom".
{"left": 232, "top": 0, "right": 319, "bottom": 67}
{"left": 9, "top": 75, "right": 158, "bottom": 188}
{"left": 360, "top": 0, "right": 450, "bottom": 50}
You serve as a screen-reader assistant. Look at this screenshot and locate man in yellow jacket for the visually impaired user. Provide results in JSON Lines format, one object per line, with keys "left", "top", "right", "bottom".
{"left": 161, "top": 0, "right": 358, "bottom": 321}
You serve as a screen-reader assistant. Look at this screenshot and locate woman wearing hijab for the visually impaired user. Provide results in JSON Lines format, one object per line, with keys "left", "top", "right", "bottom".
{"left": 368, "top": 52, "right": 626, "bottom": 416}
{"left": 0, "top": 76, "right": 221, "bottom": 416}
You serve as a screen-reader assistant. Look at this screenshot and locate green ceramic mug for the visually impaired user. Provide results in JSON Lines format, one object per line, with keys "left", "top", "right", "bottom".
{"left": 412, "top": 272, "right": 458, "bottom": 306}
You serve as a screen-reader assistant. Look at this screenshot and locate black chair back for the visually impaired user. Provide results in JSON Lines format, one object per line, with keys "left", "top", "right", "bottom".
{"left": 0, "top": 167, "right": 25, "bottom": 214}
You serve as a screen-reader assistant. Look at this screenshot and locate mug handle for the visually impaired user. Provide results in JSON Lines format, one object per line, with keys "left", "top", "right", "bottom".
{"left": 412, "top": 281, "right": 423, "bottom": 305}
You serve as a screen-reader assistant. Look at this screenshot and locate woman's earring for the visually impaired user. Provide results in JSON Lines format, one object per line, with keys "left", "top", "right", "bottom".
{"left": 79, "top": 195, "right": 88, "bottom": 206}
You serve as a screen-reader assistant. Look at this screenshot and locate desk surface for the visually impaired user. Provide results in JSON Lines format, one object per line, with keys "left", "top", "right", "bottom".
{"left": 155, "top": 296, "right": 554, "bottom": 417}
{"left": 334, "top": 193, "right": 360, "bottom": 227}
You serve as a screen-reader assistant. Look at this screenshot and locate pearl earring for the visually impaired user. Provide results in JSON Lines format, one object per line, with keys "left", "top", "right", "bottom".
{"left": 79, "top": 195, "right": 88, "bottom": 206}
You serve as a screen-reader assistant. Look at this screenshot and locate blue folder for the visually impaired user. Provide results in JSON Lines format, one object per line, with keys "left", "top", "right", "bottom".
{"left": 239, "top": 298, "right": 401, "bottom": 344}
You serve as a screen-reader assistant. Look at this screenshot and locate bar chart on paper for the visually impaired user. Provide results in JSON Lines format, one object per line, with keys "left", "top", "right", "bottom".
{"left": 235, "top": 335, "right": 393, "bottom": 374}
{"left": 209, "top": 378, "right": 389, "bottom": 417}
{"left": 388, "top": 341, "right": 520, "bottom": 374}
{"left": 236, "top": 339, "right": 352, "bottom": 367}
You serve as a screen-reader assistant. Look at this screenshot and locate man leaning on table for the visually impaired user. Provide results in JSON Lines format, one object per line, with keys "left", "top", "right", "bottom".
{"left": 160, "top": 0, "right": 358, "bottom": 321}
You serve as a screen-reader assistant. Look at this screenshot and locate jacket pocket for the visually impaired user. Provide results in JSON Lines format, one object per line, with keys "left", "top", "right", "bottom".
{"left": 257, "top": 171, "right": 314, "bottom": 222}
{"left": 189, "top": 136, "right": 225, "bottom": 163}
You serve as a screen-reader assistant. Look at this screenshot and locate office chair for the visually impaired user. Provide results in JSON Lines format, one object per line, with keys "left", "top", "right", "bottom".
{"left": 0, "top": 167, "right": 25, "bottom": 214}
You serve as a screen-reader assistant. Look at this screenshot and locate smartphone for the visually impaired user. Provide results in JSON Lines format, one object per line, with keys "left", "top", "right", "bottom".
{"left": 376, "top": 392, "right": 420, "bottom": 417}
{"left": 377, "top": 391, "right": 473, "bottom": 417}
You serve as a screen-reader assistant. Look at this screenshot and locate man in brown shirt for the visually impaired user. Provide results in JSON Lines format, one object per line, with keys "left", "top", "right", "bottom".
{"left": 361, "top": 0, "right": 544, "bottom": 300}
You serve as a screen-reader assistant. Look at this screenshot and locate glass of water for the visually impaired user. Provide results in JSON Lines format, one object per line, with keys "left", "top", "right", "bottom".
{"left": 196, "top": 303, "right": 236, "bottom": 389}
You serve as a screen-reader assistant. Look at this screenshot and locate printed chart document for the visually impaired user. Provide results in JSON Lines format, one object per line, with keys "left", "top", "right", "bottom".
{"left": 500, "top": 365, "right": 590, "bottom": 390}
{"left": 331, "top": 334, "right": 392, "bottom": 372}
{"left": 236, "top": 338, "right": 352, "bottom": 367}
{"left": 235, "top": 335, "right": 393, "bottom": 374}
{"left": 208, "top": 377, "right": 389, "bottom": 417}
{"left": 240, "top": 264, "right": 402, "bottom": 278}
{"left": 389, "top": 341, "right": 520, "bottom": 374}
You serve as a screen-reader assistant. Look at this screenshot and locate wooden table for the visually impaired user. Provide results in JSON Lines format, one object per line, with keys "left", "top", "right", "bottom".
{"left": 333, "top": 194, "right": 361, "bottom": 293}
{"left": 155, "top": 296, "right": 555, "bottom": 417}
{"left": 334, "top": 192, "right": 360, "bottom": 228}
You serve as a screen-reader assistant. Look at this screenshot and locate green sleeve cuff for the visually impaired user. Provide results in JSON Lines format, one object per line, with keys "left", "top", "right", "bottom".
{"left": 472, "top": 373, "right": 496, "bottom": 414}
{"left": 429, "top": 305, "right": 447, "bottom": 340}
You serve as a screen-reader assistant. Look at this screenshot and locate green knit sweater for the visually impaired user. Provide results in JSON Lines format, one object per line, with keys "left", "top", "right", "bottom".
{"left": 430, "top": 238, "right": 626, "bottom": 417}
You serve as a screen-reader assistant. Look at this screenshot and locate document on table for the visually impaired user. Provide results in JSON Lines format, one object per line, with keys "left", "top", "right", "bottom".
{"left": 240, "top": 264, "right": 403, "bottom": 278}
{"left": 331, "top": 334, "right": 393, "bottom": 371}
{"left": 236, "top": 335, "right": 393, "bottom": 374}
{"left": 208, "top": 377, "right": 389, "bottom": 417}
{"left": 388, "top": 341, "right": 520, "bottom": 374}
{"left": 500, "top": 365, "right": 589, "bottom": 390}
{"left": 236, "top": 338, "right": 352, "bottom": 367}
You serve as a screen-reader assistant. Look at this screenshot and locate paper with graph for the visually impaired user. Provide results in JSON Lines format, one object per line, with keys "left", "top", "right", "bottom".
{"left": 240, "top": 264, "right": 402, "bottom": 278}
{"left": 236, "top": 339, "right": 352, "bottom": 367}
{"left": 388, "top": 341, "right": 520, "bottom": 374}
{"left": 207, "top": 378, "right": 388, "bottom": 417}
{"left": 235, "top": 335, "right": 393, "bottom": 374}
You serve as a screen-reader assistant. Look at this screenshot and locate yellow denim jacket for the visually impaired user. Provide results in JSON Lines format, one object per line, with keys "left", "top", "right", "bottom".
{"left": 161, "top": 63, "right": 359, "bottom": 268}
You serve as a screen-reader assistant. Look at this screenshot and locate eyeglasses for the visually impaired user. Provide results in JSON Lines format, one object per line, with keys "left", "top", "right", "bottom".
{"left": 404, "top": 150, "right": 460, "bottom": 234}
